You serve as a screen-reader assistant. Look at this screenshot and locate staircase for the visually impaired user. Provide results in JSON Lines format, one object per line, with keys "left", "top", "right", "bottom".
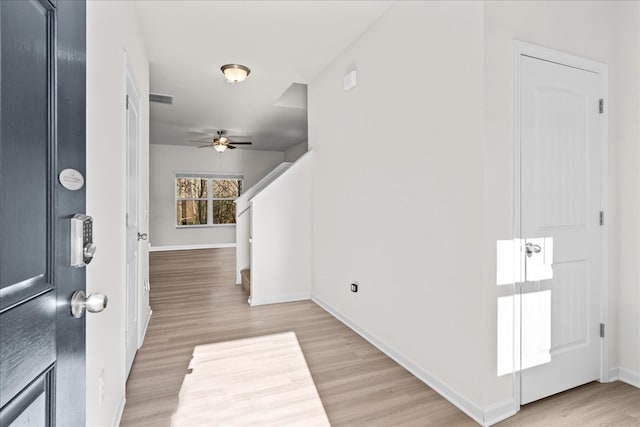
{"left": 235, "top": 151, "right": 312, "bottom": 306}
{"left": 235, "top": 162, "right": 293, "bottom": 287}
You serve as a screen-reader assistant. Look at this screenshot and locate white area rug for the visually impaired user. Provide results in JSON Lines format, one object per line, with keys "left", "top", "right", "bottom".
{"left": 172, "top": 332, "right": 330, "bottom": 426}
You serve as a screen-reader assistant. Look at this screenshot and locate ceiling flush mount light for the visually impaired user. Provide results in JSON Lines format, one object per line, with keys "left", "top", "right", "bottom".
{"left": 221, "top": 64, "right": 251, "bottom": 83}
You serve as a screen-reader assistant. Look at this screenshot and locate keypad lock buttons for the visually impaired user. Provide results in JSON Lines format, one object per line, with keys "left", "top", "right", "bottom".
{"left": 71, "top": 214, "right": 96, "bottom": 267}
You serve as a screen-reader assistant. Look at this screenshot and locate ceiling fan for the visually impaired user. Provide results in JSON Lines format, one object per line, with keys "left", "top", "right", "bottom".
{"left": 189, "top": 130, "right": 252, "bottom": 152}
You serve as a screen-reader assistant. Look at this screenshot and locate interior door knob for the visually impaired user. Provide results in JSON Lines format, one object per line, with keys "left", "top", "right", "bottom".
{"left": 71, "top": 290, "right": 108, "bottom": 318}
{"left": 525, "top": 242, "right": 542, "bottom": 258}
{"left": 137, "top": 232, "right": 148, "bottom": 241}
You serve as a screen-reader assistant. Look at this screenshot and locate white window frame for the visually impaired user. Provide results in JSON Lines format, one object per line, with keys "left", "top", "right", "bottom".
{"left": 175, "top": 172, "right": 244, "bottom": 228}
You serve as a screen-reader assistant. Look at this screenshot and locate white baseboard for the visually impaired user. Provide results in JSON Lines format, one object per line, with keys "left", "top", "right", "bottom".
{"left": 609, "top": 366, "right": 640, "bottom": 388}
{"left": 138, "top": 308, "right": 152, "bottom": 348}
{"left": 149, "top": 243, "right": 236, "bottom": 252}
{"left": 619, "top": 368, "right": 640, "bottom": 387}
{"left": 311, "top": 293, "right": 499, "bottom": 426}
{"left": 483, "top": 399, "right": 518, "bottom": 426}
{"left": 609, "top": 367, "right": 619, "bottom": 381}
{"left": 112, "top": 393, "right": 126, "bottom": 427}
{"left": 249, "top": 292, "right": 311, "bottom": 307}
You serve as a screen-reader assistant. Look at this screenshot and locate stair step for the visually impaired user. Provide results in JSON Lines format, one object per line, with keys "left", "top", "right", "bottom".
{"left": 240, "top": 268, "right": 250, "bottom": 292}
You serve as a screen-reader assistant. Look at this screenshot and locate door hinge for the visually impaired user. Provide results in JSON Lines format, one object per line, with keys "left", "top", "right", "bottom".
{"left": 599, "top": 211, "right": 604, "bottom": 226}
{"left": 126, "top": 95, "right": 129, "bottom": 110}
{"left": 599, "top": 99, "right": 604, "bottom": 114}
{"left": 600, "top": 323, "right": 605, "bottom": 338}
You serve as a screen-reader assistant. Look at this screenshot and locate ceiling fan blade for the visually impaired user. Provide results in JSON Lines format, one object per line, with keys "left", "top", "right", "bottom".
{"left": 202, "top": 128, "right": 220, "bottom": 134}
{"left": 226, "top": 135, "right": 252, "bottom": 139}
{"left": 227, "top": 145, "right": 237, "bottom": 149}
{"left": 189, "top": 138, "right": 213, "bottom": 143}
{"left": 229, "top": 141, "right": 252, "bottom": 145}
{"left": 198, "top": 144, "right": 212, "bottom": 148}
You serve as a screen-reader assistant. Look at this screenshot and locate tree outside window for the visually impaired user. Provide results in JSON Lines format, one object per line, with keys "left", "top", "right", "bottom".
{"left": 176, "top": 174, "right": 242, "bottom": 226}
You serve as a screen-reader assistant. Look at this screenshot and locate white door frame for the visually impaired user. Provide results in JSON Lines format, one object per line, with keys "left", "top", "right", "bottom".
{"left": 124, "top": 55, "right": 142, "bottom": 377}
{"left": 513, "top": 40, "right": 609, "bottom": 411}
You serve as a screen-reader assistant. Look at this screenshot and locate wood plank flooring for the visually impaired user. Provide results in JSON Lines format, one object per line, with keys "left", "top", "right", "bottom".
{"left": 172, "top": 332, "right": 330, "bottom": 426}
{"left": 121, "top": 248, "right": 640, "bottom": 427}
{"left": 496, "top": 381, "right": 639, "bottom": 426}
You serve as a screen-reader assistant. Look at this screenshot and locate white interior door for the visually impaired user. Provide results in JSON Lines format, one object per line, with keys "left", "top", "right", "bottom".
{"left": 519, "top": 53, "right": 603, "bottom": 404}
{"left": 125, "top": 71, "right": 140, "bottom": 376}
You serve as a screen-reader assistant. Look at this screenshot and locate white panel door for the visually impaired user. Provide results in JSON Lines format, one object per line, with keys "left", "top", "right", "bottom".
{"left": 520, "top": 54, "right": 602, "bottom": 404}
{"left": 125, "top": 72, "right": 141, "bottom": 377}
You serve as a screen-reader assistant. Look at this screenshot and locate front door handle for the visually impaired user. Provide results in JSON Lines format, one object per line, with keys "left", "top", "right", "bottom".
{"left": 70, "top": 290, "right": 108, "bottom": 318}
{"left": 525, "top": 242, "right": 542, "bottom": 258}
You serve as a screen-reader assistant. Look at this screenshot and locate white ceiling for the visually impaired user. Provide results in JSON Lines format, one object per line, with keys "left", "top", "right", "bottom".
{"left": 134, "top": 1, "right": 393, "bottom": 151}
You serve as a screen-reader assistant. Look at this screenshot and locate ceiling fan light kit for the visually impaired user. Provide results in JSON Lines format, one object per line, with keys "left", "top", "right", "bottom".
{"left": 191, "top": 130, "right": 253, "bottom": 152}
{"left": 221, "top": 64, "right": 251, "bottom": 83}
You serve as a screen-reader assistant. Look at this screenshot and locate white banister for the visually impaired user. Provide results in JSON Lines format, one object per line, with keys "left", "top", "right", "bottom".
{"left": 235, "top": 162, "right": 292, "bottom": 285}
{"left": 236, "top": 162, "right": 293, "bottom": 218}
{"left": 234, "top": 152, "right": 312, "bottom": 305}
{"left": 249, "top": 152, "right": 312, "bottom": 305}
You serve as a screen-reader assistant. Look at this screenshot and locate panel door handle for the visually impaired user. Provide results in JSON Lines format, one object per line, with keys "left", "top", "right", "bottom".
{"left": 71, "top": 290, "right": 108, "bottom": 318}
{"left": 525, "top": 242, "right": 542, "bottom": 258}
{"left": 138, "top": 232, "right": 148, "bottom": 241}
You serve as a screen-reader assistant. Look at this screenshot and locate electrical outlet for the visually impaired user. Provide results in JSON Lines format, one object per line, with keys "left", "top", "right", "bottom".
{"left": 99, "top": 370, "right": 105, "bottom": 407}
{"left": 350, "top": 283, "right": 358, "bottom": 293}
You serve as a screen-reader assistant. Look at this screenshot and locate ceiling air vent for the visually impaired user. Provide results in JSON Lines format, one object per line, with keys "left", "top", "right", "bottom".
{"left": 149, "top": 93, "right": 174, "bottom": 105}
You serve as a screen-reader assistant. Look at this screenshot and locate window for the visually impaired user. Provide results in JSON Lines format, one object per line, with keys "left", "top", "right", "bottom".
{"left": 175, "top": 173, "right": 243, "bottom": 227}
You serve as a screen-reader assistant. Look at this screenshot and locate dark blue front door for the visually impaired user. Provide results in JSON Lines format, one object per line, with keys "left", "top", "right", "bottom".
{"left": 0, "top": 1, "right": 86, "bottom": 425}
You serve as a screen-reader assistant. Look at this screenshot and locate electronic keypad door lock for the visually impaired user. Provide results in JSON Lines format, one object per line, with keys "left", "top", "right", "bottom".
{"left": 71, "top": 214, "right": 96, "bottom": 267}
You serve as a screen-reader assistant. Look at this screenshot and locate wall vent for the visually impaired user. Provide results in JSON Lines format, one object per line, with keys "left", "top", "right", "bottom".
{"left": 149, "top": 93, "right": 174, "bottom": 105}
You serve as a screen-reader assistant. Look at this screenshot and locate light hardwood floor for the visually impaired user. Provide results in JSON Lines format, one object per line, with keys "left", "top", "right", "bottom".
{"left": 121, "top": 248, "right": 639, "bottom": 426}
{"left": 171, "top": 332, "right": 330, "bottom": 426}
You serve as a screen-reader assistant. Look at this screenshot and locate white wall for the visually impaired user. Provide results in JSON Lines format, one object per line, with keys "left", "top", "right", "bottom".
{"left": 149, "top": 145, "right": 284, "bottom": 248}
{"left": 86, "top": 1, "right": 149, "bottom": 426}
{"left": 250, "top": 153, "right": 312, "bottom": 305}
{"left": 310, "top": 0, "right": 639, "bottom": 424}
{"left": 308, "top": 1, "right": 493, "bottom": 421}
{"left": 284, "top": 140, "right": 308, "bottom": 162}
{"left": 614, "top": 1, "right": 640, "bottom": 385}
{"left": 484, "top": 0, "right": 640, "bottom": 387}
{"left": 82, "top": 2, "right": 638, "bottom": 426}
